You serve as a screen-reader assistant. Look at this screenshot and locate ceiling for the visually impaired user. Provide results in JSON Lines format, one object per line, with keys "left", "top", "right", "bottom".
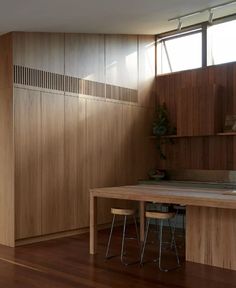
{"left": 0, "top": 0, "right": 235, "bottom": 35}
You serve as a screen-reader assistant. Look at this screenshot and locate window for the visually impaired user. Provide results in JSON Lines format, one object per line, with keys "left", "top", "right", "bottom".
{"left": 157, "top": 31, "right": 202, "bottom": 75}
{"left": 156, "top": 17, "right": 236, "bottom": 75}
{"left": 207, "top": 19, "right": 236, "bottom": 65}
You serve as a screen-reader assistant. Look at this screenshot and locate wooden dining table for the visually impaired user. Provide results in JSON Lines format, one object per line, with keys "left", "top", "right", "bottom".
{"left": 90, "top": 183, "right": 236, "bottom": 271}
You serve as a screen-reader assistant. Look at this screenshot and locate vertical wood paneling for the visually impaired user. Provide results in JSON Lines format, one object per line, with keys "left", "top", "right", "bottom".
{"left": 77, "top": 98, "right": 89, "bottom": 228}
{"left": 157, "top": 62, "right": 236, "bottom": 170}
{"left": 138, "top": 35, "right": 156, "bottom": 107}
{"left": 64, "top": 96, "right": 79, "bottom": 229}
{"left": 87, "top": 100, "right": 118, "bottom": 224}
{"left": 105, "top": 35, "right": 138, "bottom": 92}
{"left": 186, "top": 206, "right": 236, "bottom": 270}
{"left": 13, "top": 32, "right": 65, "bottom": 74}
{"left": 0, "top": 33, "right": 14, "bottom": 246}
{"left": 65, "top": 34, "right": 105, "bottom": 83}
{"left": 11, "top": 32, "right": 156, "bottom": 243}
{"left": 177, "top": 85, "right": 222, "bottom": 136}
{"left": 64, "top": 96, "right": 89, "bottom": 229}
{"left": 41, "top": 92, "right": 66, "bottom": 234}
{"left": 14, "top": 88, "right": 42, "bottom": 239}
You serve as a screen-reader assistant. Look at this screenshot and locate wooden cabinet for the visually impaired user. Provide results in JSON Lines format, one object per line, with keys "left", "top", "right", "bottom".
{"left": 14, "top": 88, "right": 42, "bottom": 239}
{"left": 0, "top": 32, "right": 155, "bottom": 246}
{"left": 41, "top": 92, "right": 66, "bottom": 234}
{"left": 177, "top": 85, "right": 222, "bottom": 136}
{"left": 64, "top": 96, "right": 88, "bottom": 229}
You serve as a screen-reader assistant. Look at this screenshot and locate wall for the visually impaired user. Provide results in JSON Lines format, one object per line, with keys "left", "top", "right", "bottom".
{"left": 0, "top": 34, "right": 14, "bottom": 246}
{"left": 13, "top": 32, "right": 157, "bottom": 240}
{"left": 156, "top": 62, "right": 236, "bottom": 170}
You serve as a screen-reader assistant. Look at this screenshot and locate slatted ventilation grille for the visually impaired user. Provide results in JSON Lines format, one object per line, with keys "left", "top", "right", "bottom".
{"left": 14, "top": 65, "right": 138, "bottom": 103}
{"left": 106, "top": 85, "right": 138, "bottom": 102}
{"left": 14, "top": 65, "right": 65, "bottom": 92}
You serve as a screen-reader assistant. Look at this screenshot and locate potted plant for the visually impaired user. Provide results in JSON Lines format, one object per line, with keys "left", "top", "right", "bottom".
{"left": 152, "top": 103, "right": 176, "bottom": 160}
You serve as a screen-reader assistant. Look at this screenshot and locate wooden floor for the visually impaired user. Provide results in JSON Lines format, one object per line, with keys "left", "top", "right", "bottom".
{"left": 0, "top": 227, "right": 235, "bottom": 288}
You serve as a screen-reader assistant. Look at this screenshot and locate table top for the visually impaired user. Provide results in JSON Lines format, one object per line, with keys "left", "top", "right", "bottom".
{"left": 90, "top": 183, "right": 236, "bottom": 209}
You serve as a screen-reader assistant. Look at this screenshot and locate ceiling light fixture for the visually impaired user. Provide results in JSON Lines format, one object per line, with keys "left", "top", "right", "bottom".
{"left": 208, "top": 9, "right": 214, "bottom": 24}
{"left": 177, "top": 18, "right": 182, "bottom": 31}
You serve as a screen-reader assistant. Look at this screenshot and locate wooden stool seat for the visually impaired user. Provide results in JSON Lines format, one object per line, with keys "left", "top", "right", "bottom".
{"left": 111, "top": 208, "right": 136, "bottom": 216}
{"left": 145, "top": 211, "right": 175, "bottom": 220}
{"left": 106, "top": 208, "right": 139, "bottom": 265}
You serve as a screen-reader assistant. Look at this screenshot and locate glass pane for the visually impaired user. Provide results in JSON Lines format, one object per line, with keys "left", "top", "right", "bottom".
{"left": 207, "top": 19, "right": 236, "bottom": 65}
{"left": 157, "top": 32, "right": 202, "bottom": 75}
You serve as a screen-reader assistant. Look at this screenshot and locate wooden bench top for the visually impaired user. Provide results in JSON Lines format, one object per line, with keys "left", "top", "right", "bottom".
{"left": 90, "top": 184, "right": 236, "bottom": 209}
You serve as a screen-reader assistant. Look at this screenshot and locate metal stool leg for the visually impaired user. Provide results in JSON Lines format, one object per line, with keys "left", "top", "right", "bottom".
{"left": 105, "top": 214, "right": 116, "bottom": 259}
{"left": 170, "top": 209, "right": 178, "bottom": 249}
{"left": 133, "top": 215, "right": 140, "bottom": 248}
{"left": 170, "top": 220, "right": 180, "bottom": 267}
{"left": 158, "top": 219, "right": 168, "bottom": 272}
{"left": 140, "top": 218, "right": 150, "bottom": 265}
{"left": 120, "top": 215, "right": 127, "bottom": 264}
{"left": 158, "top": 219, "right": 180, "bottom": 272}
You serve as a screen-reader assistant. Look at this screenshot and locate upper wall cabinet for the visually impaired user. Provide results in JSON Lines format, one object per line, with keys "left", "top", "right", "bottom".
{"left": 105, "top": 35, "right": 138, "bottom": 90}
{"left": 65, "top": 34, "right": 105, "bottom": 82}
{"left": 177, "top": 85, "right": 223, "bottom": 136}
{"left": 13, "top": 32, "right": 65, "bottom": 74}
{"left": 138, "top": 35, "right": 156, "bottom": 107}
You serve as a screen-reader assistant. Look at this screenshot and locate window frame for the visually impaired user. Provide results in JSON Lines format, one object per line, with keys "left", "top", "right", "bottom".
{"left": 156, "top": 13, "right": 236, "bottom": 75}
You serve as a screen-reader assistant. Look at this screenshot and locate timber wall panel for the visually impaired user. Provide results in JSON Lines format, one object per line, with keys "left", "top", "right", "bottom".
{"left": 138, "top": 35, "right": 156, "bottom": 107}
{"left": 12, "top": 32, "right": 156, "bottom": 240}
{"left": 14, "top": 88, "right": 42, "bottom": 239}
{"left": 41, "top": 92, "right": 66, "bottom": 234}
{"left": 105, "top": 34, "right": 138, "bottom": 89}
{"left": 156, "top": 62, "right": 236, "bottom": 170}
{"left": 0, "top": 33, "right": 14, "bottom": 246}
{"left": 13, "top": 32, "right": 64, "bottom": 74}
{"left": 186, "top": 206, "right": 236, "bottom": 270}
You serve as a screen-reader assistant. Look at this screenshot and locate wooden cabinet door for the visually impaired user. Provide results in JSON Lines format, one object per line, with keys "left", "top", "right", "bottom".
{"left": 177, "top": 85, "right": 222, "bottom": 136}
{"left": 14, "top": 87, "right": 42, "bottom": 239}
{"left": 41, "top": 92, "right": 67, "bottom": 234}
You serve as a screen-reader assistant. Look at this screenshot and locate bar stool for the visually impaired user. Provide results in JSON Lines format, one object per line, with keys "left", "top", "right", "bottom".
{"left": 105, "top": 208, "right": 140, "bottom": 265}
{"left": 140, "top": 210, "right": 180, "bottom": 272}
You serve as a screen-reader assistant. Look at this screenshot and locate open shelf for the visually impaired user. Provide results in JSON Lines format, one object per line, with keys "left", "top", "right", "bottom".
{"left": 150, "top": 132, "right": 236, "bottom": 139}
{"left": 150, "top": 135, "right": 178, "bottom": 139}
{"left": 217, "top": 132, "right": 236, "bottom": 136}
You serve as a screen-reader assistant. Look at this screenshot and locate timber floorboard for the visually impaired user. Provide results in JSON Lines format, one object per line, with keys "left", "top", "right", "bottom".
{"left": 0, "top": 226, "right": 235, "bottom": 288}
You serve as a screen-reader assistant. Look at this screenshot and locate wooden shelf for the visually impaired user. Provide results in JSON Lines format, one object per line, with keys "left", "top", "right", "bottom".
{"left": 150, "top": 135, "right": 179, "bottom": 139}
{"left": 217, "top": 132, "right": 236, "bottom": 136}
{"left": 150, "top": 132, "right": 236, "bottom": 139}
{"left": 151, "top": 135, "right": 205, "bottom": 139}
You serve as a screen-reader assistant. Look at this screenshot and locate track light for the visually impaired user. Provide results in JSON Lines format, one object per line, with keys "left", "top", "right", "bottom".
{"left": 177, "top": 18, "right": 183, "bottom": 31}
{"left": 169, "top": 0, "right": 236, "bottom": 28}
{"left": 208, "top": 9, "right": 214, "bottom": 24}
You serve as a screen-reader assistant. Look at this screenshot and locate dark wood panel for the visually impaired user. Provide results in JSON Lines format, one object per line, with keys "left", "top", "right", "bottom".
{"left": 14, "top": 88, "right": 42, "bottom": 239}
{"left": 156, "top": 62, "right": 236, "bottom": 170}
{"left": 177, "top": 85, "right": 223, "bottom": 136}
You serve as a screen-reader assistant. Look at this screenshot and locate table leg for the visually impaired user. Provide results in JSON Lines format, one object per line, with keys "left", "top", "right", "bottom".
{"left": 90, "top": 194, "right": 97, "bottom": 254}
{"left": 139, "top": 201, "right": 145, "bottom": 242}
